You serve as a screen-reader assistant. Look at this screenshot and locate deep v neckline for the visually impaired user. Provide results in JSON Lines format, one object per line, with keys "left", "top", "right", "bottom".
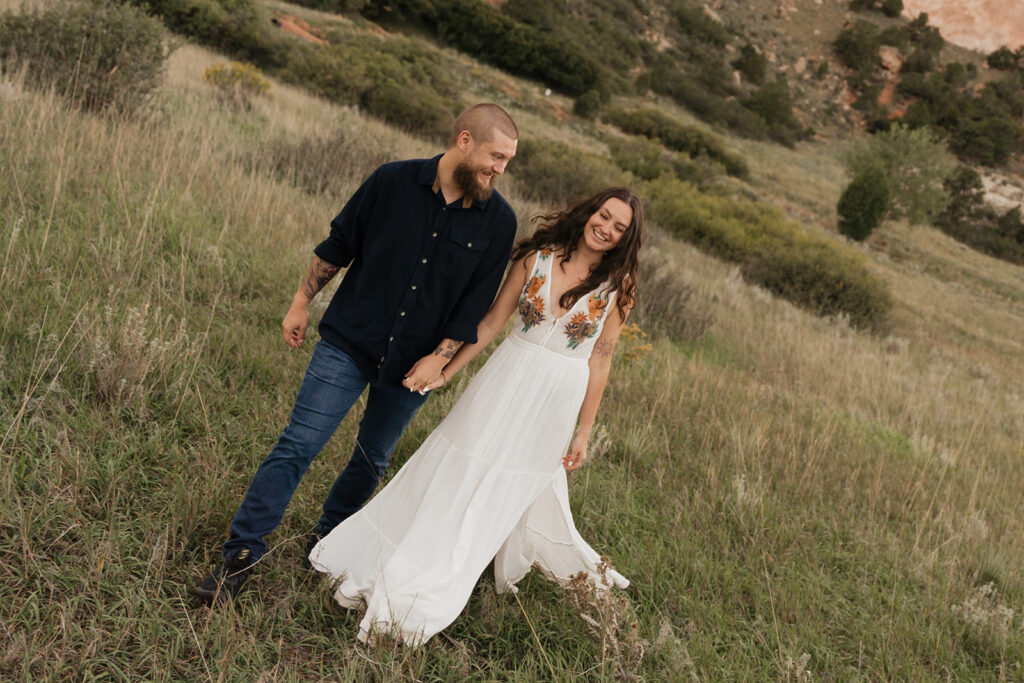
{"left": 543, "top": 251, "right": 591, "bottom": 322}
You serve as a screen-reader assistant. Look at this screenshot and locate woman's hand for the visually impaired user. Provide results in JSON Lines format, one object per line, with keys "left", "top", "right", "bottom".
{"left": 403, "top": 355, "right": 445, "bottom": 394}
{"left": 563, "top": 433, "right": 589, "bottom": 470}
{"left": 423, "top": 372, "right": 447, "bottom": 392}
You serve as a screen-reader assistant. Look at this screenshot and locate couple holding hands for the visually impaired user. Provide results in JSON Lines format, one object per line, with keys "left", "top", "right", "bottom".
{"left": 194, "top": 103, "right": 642, "bottom": 647}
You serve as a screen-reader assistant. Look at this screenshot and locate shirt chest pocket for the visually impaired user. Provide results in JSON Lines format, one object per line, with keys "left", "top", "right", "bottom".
{"left": 441, "top": 225, "right": 490, "bottom": 279}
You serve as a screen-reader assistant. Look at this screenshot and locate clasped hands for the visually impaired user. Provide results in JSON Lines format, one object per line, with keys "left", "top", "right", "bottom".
{"left": 402, "top": 355, "right": 447, "bottom": 395}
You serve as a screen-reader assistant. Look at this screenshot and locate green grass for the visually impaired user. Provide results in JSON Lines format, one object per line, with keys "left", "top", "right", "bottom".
{"left": 2, "top": 23, "right": 1024, "bottom": 682}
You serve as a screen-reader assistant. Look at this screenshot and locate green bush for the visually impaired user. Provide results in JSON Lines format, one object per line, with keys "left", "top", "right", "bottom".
{"left": 202, "top": 61, "right": 271, "bottom": 109}
{"left": 143, "top": 0, "right": 460, "bottom": 139}
{"left": 938, "top": 165, "right": 984, "bottom": 225}
{"left": 573, "top": 90, "right": 602, "bottom": 119}
{"left": 672, "top": 2, "right": 729, "bottom": 48}
{"left": 0, "top": 0, "right": 166, "bottom": 115}
{"left": 843, "top": 124, "right": 955, "bottom": 224}
{"left": 603, "top": 108, "right": 749, "bottom": 178}
{"left": 837, "top": 166, "right": 891, "bottom": 241}
{"left": 881, "top": 0, "right": 903, "bottom": 18}
{"left": 606, "top": 136, "right": 704, "bottom": 185}
{"left": 833, "top": 21, "right": 880, "bottom": 77}
{"left": 878, "top": 26, "right": 908, "bottom": 50}
{"left": 358, "top": 0, "right": 602, "bottom": 96}
{"left": 645, "top": 176, "right": 892, "bottom": 330}
{"left": 742, "top": 78, "right": 810, "bottom": 147}
{"left": 731, "top": 44, "right": 767, "bottom": 85}
{"left": 507, "top": 139, "right": 631, "bottom": 204}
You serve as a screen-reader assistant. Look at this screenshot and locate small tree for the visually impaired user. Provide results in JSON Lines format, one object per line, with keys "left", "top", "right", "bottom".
{"left": 987, "top": 46, "right": 1019, "bottom": 71}
{"left": 881, "top": 0, "right": 903, "bottom": 18}
{"left": 838, "top": 166, "right": 891, "bottom": 240}
{"left": 939, "top": 165, "right": 984, "bottom": 226}
{"left": 843, "top": 123, "right": 955, "bottom": 224}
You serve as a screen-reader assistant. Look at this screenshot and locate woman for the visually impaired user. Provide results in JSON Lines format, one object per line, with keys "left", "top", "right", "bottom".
{"left": 309, "top": 186, "right": 642, "bottom": 646}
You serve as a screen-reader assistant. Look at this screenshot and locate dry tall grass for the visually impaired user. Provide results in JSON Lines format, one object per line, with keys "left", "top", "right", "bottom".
{"left": 1, "top": 34, "right": 1022, "bottom": 679}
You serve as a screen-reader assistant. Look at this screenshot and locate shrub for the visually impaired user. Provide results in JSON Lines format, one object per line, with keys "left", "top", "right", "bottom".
{"left": 843, "top": 124, "right": 955, "bottom": 224}
{"left": 142, "top": 0, "right": 278, "bottom": 62}
{"left": 358, "top": 0, "right": 602, "bottom": 96}
{"left": 742, "top": 78, "right": 810, "bottom": 147}
{"left": 837, "top": 166, "right": 891, "bottom": 240}
{"left": 0, "top": 0, "right": 166, "bottom": 115}
{"left": 901, "top": 47, "right": 935, "bottom": 74}
{"left": 878, "top": 26, "right": 908, "bottom": 50}
{"left": 880, "top": 0, "right": 902, "bottom": 18}
{"left": 731, "top": 44, "right": 767, "bottom": 85}
{"left": 508, "top": 139, "right": 631, "bottom": 204}
{"left": 672, "top": 2, "right": 729, "bottom": 48}
{"left": 203, "top": 61, "right": 271, "bottom": 109}
{"left": 833, "top": 21, "right": 880, "bottom": 77}
{"left": 645, "top": 176, "right": 892, "bottom": 330}
{"left": 574, "top": 90, "right": 602, "bottom": 119}
{"left": 606, "top": 136, "right": 705, "bottom": 185}
{"left": 939, "top": 165, "right": 984, "bottom": 225}
{"left": 603, "top": 108, "right": 749, "bottom": 178}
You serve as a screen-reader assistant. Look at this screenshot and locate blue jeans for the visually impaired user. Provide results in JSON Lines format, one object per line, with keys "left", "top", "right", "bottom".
{"left": 223, "top": 340, "right": 428, "bottom": 560}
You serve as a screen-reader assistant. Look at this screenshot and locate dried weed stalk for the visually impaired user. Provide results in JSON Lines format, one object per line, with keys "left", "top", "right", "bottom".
{"left": 566, "top": 559, "right": 645, "bottom": 680}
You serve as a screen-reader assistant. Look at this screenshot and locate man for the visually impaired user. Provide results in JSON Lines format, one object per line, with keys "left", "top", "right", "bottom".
{"left": 194, "top": 103, "right": 519, "bottom": 603}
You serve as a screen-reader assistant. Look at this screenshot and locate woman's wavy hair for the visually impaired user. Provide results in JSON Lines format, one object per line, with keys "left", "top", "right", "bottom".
{"left": 511, "top": 187, "right": 642, "bottom": 318}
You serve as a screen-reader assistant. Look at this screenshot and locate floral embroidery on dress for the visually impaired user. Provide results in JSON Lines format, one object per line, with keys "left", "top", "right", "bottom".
{"left": 563, "top": 292, "right": 609, "bottom": 349}
{"left": 518, "top": 273, "right": 547, "bottom": 331}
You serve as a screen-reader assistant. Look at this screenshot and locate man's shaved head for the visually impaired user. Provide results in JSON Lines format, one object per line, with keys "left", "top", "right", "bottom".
{"left": 448, "top": 103, "right": 519, "bottom": 148}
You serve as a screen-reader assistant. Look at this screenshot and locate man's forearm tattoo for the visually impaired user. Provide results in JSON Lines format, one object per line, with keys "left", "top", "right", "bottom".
{"left": 594, "top": 339, "right": 615, "bottom": 359}
{"left": 433, "top": 339, "right": 464, "bottom": 360}
{"left": 301, "top": 257, "right": 339, "bottom": 300}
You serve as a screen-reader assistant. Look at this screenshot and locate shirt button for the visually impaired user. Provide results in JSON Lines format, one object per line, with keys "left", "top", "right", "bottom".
{"left": 389, "top": 336, "right": 394, "bottom": 341}
{"left": 421, "top": 258, "right": 427, "bottom": 264}
{"left": 400, "top": 311, "right": 406, "bottom": 317}
{"left": 411, "top": 285, "right": 417, "bottom": 290}
{"left": 467, "top": 242, "right": 473, "bottom": 247}
{"left": 432, "top": 232, "right": 438, "bottom": 237}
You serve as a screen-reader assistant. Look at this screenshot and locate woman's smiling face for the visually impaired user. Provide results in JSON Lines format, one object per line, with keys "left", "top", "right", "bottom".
{"left": 582, "top": 197, "right": 632, "bottom": 253}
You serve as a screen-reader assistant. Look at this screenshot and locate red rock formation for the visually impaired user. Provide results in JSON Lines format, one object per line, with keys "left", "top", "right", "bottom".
{"left": 272, "top": 13, "right": 328, "bottom": 46}
{"left": 902, "top": 0, "right": 1024, "bottom": 54}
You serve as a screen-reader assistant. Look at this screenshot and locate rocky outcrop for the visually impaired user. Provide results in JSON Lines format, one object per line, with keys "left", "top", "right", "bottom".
{"left": 272, "top": 13, "right": 328, "bottom": 46}
{"left": 902, "top": 1, "right": 1024, "bottom": 54}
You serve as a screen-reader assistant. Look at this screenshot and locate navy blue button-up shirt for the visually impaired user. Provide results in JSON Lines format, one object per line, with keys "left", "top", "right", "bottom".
{"left": 313, "top": 155, "right": 517, "bottom": 386}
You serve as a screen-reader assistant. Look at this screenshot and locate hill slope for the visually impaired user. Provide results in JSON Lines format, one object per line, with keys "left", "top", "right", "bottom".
{"left": 0, "top": 0, "right": 1023, "bottom": 679}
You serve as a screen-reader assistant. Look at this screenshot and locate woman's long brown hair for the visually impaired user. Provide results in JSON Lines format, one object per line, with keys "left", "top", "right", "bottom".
{"left": 511, "top": 187, "right": 642, "bottom": 318}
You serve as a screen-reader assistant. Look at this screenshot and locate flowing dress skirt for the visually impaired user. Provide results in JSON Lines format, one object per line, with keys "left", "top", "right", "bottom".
{"left": 309, "top": 334, "right": 629, "bottom": 646}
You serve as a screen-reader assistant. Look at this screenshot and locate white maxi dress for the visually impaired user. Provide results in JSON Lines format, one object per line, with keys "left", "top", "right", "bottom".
{"left": 309, "top": 250, "right": 629, "bottom": 646}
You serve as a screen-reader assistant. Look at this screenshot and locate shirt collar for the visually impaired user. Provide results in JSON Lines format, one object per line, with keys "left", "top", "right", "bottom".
{"left": 418, "top": 154, "right": 488, "bottom": 210}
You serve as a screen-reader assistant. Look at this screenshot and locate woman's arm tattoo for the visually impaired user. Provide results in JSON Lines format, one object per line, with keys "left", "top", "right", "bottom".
{"left": 594, "top": 339, "right": 616, "bottom": 359}
{"left": 301, "top": 257, "right": 340, "bottom": 300}
{"left": 432, "top": 338, "right": 464, "bottom": 359}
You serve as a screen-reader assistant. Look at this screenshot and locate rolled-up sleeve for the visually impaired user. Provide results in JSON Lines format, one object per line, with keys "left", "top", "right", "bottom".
{"left": 441, "top": 209, "right": 517, "bottom": 343}
{"left": 314, "top": 169, "right": 381, "bottom": 267}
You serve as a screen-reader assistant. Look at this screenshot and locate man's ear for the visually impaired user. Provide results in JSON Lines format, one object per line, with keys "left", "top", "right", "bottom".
{"left": 456, "top": 130, "right": 474, "bottom": 152}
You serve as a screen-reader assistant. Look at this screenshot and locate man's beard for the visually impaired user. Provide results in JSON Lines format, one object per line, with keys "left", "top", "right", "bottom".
{"left": 453, "top": 161, "right": 494, "bottom": 202}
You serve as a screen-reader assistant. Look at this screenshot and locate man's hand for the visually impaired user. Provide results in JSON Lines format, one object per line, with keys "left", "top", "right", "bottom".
{"left": 282, "top": 299, "right": 310, "bottom": 349}
{"left": 403, "top": 354, "right": 445, "bottom": 394}
{"left": 563, "top": 433, "right": 589, "bottom": 470}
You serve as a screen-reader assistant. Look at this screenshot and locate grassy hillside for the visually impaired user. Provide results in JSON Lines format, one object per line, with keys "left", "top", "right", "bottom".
{"left": 2, "top": 2, "right": 1024, "bottom": 681}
